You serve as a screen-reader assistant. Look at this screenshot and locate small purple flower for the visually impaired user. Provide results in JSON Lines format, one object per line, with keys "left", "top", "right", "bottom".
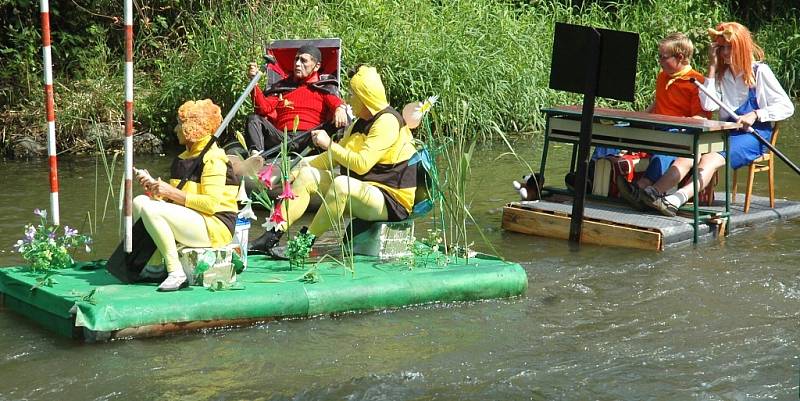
{"left": 24, "top": 225, "right": 36, "bottom": 242}
{"left": 34, "top": 209, "right": 47, "bottom": 218}
{"left": 64, "top": 226, "right": 78, "bottom": 238}
{"left": 48, "top": 231, "right": 56, "bottom": 240}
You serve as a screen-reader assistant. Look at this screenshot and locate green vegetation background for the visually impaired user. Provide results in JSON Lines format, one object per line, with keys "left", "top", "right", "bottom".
{"left": 1, "top": 0, "right": 799, "bottom": 154}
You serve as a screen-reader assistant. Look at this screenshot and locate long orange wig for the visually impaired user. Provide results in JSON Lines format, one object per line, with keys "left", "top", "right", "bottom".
{"left": 708, "top": 22, "right": 764, "bottom": 87}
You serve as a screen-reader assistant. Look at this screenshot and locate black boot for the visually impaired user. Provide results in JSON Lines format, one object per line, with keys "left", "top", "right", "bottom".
{"left": 249, "top": 228, "right": 284, "bottom": 254}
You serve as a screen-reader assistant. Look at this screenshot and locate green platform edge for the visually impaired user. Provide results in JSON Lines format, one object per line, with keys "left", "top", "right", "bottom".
{"left": 0, "top": 253, "right": 527, "bottom": 338}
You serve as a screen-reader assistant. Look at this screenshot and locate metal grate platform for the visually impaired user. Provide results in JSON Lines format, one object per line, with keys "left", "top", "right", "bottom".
{"left": 505, "top": 193, "right": 800, "bottom": 249}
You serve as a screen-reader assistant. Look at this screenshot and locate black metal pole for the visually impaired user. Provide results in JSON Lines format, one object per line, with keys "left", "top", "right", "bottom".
{"left": 569, "top": 28, "right": 602, "bottom": 244}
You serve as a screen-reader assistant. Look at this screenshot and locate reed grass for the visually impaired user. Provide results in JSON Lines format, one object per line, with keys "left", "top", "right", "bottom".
{"left": 420, "top": 104, "right": 503, "bottom": 259}
{"left": 754, "top": 17, "right": 800, "bottom": 95}
{"left": 4, "top": 0, "right": 800, "bottom": 156}
{"left": 92, "top": 133, "right": 121, "bottom": 233}
{"left": 146, "top": 0, "right": 739, "bottom": 142}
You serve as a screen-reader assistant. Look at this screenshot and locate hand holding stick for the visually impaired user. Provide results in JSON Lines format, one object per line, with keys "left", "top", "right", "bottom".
{"left": 134, "top": 167, "right": 155, "bottom": 187}
{"left": 311, "top": 129, "right": 331, "bottom": 150}
{"left": 689, "top": 77, "right": 800, "bottom": 176}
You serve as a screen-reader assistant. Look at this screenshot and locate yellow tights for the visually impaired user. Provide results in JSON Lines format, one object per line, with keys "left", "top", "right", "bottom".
{"left": 133, "top": 195, "right": 211, "bottom": 273}
{"left": 281, "top": 166, "right": 389, "bottom": 237}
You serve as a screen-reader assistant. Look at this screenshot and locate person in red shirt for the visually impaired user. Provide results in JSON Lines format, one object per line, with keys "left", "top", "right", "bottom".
{"left": 245, "top": 45, "right": 348, "bottom": 155}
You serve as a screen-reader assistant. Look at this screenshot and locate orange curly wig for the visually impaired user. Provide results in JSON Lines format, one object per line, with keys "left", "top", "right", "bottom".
{"left": 177, "top": 99, "right": 222, "bottom": 142}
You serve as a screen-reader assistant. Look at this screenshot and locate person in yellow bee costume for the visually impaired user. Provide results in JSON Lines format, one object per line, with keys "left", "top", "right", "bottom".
{"left": 250, "top": 65, "right": 417, "bottom": 255}
{"left": 134, "top": 99, "right": 240, "bottom": 291}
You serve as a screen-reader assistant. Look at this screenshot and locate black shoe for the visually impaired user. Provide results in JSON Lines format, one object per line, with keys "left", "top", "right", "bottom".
{"left": 249, "top": 229, "right": 284, "bottom": 254}
{"left": 137, "top": 265, "right": 168, "bottom": 283}
{"left": 268, "top": 246, "right": 289, "bottom": 260}
{"left": 615, "top": 175, "right": 646, "bottom": 211}
{"left": 642, "top": 192, "right": 679, "bottom": 217}
{"left": 565, "top": 172, "right": 592, "bottom": 193}
{"left": 640, "top": 186, "right": 661, "bottom": 204}
{"left": 565, "top": 173, "right": 575, "bottom": 192}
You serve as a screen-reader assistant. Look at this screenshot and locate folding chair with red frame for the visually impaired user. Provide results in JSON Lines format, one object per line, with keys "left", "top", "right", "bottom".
{"left": 262, "top": 38, "right": 342, "bottom": 101}
{"left": 224, "top": 38, "right": 344, "bottom": 159}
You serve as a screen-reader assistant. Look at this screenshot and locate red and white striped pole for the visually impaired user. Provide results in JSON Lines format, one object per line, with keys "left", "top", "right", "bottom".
{"left": 123, "top": 0, "right": 134, "bottom": 252}
{"left": 40, "top": 0, "right": 59, "bottom": 225}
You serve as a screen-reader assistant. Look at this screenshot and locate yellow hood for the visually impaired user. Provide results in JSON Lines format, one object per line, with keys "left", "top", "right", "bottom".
{"left": 348, "top": 66, "right": 390, "bottom": 116}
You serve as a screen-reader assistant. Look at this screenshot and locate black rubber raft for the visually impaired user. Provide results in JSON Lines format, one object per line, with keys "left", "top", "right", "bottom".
{"left": 0, "top": 251, "right": 527, "bottom": 342}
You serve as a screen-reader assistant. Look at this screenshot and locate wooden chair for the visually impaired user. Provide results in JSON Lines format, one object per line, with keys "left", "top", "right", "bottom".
{"left": 732, "top": 122, "right": 780, "bottom": 213}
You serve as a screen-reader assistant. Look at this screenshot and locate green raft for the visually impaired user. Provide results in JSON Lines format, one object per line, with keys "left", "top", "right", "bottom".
{"left": 0, "top": 252, "right": 527, "bottom": 341}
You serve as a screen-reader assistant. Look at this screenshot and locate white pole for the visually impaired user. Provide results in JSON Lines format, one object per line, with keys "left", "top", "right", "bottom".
{"left": 124, "top": 0, "right": 134, "bottom": 252}
{"left": 690, "top": 77, "right": 800, "bottom": 175}
{"left": 213, "top": 71, "right": 263, "bottom": 139}
{"left": 690, "top": 78, "right": 750, "bottom": 131}
{"left": 40, "top": 0, "right": 60, "bottom": 225}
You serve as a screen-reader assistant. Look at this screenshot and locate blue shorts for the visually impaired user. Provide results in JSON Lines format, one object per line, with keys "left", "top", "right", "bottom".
{"left": 644, "top": 154, "right": 674, "bottom": 182}
{"left": 591, "top": 146, "right": 621, "bottom": 161}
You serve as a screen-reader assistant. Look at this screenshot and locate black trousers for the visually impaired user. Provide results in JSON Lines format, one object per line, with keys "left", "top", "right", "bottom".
{"left": 245, "top": 114, "right": 320, "bottom": 154}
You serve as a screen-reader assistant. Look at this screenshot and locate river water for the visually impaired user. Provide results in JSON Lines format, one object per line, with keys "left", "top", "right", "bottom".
{"left": 1, "top": 117, "right": 799, "bottom": 400}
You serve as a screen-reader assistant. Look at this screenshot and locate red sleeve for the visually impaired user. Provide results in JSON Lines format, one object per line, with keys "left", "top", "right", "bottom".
{"left": 252, "top": 86, "right": 279, "bottom": 117}
{"left": 322, "top": 92, "right": 343, "bottom": 113}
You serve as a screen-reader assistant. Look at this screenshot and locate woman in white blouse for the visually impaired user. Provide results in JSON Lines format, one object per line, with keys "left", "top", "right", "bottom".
{"left": 639, "top": 21, "right": 794, "bottom": 217}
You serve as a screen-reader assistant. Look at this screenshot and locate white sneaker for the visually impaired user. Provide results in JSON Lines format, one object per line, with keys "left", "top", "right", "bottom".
{"left": 157, "top": 273, "right": 188, "bottom": 292}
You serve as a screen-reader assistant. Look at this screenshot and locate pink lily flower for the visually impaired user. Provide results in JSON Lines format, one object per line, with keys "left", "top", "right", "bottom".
{"left": 268, "top": 204, "right": 286, "bottom": 225}
{"left": 277, "top": 181, "right": 297, "bottom": 200}
{"left": 257, "top": 164, "right": 275, "bottom": 189}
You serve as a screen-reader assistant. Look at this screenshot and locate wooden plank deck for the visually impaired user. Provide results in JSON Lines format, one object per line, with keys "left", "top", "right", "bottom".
{"left": 502, "top": 193, "right": 800, "bottom": 250}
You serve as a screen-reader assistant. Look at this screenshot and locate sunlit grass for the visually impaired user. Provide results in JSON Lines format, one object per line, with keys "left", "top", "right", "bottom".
{"left": 6, "top": 0, "right": 800, "bottom": 156}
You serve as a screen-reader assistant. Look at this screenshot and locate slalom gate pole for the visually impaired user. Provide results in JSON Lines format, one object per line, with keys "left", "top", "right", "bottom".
{"left": 124, "top": 0, "right": 134, "bottom": 252}
{"left": 40, "top": 0, "right": 59, "bottom": 225}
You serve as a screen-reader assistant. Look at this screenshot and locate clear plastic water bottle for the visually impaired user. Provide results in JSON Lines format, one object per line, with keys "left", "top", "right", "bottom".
{"left": 234, "top": 217, "right": 251, "bottom": 270}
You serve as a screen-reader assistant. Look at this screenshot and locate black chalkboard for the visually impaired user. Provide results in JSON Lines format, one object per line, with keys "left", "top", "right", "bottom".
{"left": 549, "top": 22, "right": 639, "bottom": 102}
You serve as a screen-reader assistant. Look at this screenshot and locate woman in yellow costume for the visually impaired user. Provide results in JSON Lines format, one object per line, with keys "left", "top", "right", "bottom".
{"left": 134, "top": 99, "right": 240, "bottom": 291}
{"left": 250, "top": 65, "right": 417, "bottom": 254}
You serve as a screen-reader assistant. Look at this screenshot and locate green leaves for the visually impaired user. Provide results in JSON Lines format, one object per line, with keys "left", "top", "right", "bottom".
{"left": 13, "top": 209, "right": 92, "bottom": 274}
{"left": 286, "top": 231, "right": 316, "bottom": 270}
{"left": 2, "top": 0, "right": 798, "bottom": 156}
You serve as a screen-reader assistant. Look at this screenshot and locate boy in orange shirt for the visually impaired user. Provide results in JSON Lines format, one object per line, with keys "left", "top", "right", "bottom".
{"left": 617, "top": 32, "right": 710, "bottom": 209}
